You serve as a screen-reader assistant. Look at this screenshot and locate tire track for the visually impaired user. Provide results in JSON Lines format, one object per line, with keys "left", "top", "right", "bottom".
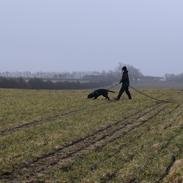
{"left": 97, "top": 104, "right": 182, "bottom": 183}
{"left": 0, "top": 102, "right": 167, "bottom": 181}
{"left": 95, "top": 104, "right": 181, "bottom": 156}
{"left": 155, "top": 130, "right": 183, "bottom": 183}
{"left": 116, "top": 104, "right": 183, "bottom": 183}
{"left": 150, "top": 127, "right": 183, "bottom": 183}
{"left": 0, "top": 101, "right": 114, "bottom": 136}
{"left": 0, "top": 92, "right": 168, "bottom": 136}
{"left": 57, "top": 104, "right": 181, "bottom": 183}
{"left": 86, "top": 104, "right": 182, "bottom": 183}
{"left": 156, "top": 147, "right": 183, "bottom": 183}
{"left": 156, "top": 155, "right": 176, "bottom": 183}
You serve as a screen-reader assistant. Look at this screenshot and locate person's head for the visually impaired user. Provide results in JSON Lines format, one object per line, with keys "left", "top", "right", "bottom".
{"left": 122, "top": 66, "right": 127, "bottom": 72}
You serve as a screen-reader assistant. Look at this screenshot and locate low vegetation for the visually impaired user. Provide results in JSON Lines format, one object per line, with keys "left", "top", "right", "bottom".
{"left": 0, "top": 88, "right": 183, "bottom": 183}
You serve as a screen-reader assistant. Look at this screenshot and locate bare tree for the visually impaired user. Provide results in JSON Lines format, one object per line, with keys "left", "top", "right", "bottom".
{"left": 116, "top": 63, "right": 143, "bottom": 82}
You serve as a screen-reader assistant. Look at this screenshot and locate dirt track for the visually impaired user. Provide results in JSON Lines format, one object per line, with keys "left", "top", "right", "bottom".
{"left": 1, "top": 102, "right": 175, "bottom": 182}
{"left": 0, "top": 102, "right": 110, "bottom": 136}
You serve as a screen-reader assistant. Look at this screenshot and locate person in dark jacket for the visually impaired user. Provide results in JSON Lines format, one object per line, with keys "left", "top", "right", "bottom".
{"left": 116, "top": 66, "right": 132, "bottom": 100}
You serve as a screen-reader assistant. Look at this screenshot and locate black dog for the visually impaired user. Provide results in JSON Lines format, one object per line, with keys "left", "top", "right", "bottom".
{"left": 88, "top": 89, "right": 115, "bottom": 100}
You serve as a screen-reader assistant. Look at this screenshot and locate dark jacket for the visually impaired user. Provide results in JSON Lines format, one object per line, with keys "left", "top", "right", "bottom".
{"left": 120, "top": 70, "right": 130, "bottom": 87}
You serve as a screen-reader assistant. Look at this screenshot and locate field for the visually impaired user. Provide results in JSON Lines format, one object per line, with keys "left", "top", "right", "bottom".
{"left": 0, "top": 88, "right": 183, "bottom": 183}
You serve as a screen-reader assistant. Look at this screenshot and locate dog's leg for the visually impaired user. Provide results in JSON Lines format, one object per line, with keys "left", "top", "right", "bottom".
{"left": 94, "top": 95, "right": 99, "bottom": 99}
{"left": 103, "top": 94, "right": 110, "bottom": 100}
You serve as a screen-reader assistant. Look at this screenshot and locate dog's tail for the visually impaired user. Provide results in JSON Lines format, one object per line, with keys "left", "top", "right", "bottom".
{"left": 108, "top": 90, "right": 115, "bottom": 93}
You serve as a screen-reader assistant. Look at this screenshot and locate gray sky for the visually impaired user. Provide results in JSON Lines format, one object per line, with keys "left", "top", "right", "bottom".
{"left": 0, "top": 0, "right": 183, "bottom": 76}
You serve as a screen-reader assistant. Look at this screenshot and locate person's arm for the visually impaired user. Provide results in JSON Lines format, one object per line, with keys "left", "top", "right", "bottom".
{"left": 119, "top": 73, "right": 124, "bottom": 84}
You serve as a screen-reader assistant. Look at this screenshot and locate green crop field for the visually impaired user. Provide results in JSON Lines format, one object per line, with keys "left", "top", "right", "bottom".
{"left": 0, "top": 88, "right": 183, "bottom": 183}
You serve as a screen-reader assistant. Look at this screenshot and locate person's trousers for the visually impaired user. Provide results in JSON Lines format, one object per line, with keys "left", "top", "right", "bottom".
{"left": 117, "top": 85, "right": 132, "bottom": 100}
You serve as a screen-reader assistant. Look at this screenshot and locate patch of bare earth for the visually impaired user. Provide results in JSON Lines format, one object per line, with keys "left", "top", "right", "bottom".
{"left": 164, "top": 159, "right": 183, "bottom": 183}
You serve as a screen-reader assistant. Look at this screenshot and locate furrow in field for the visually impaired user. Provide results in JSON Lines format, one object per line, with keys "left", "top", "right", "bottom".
{"left": 0, "top": 101, "right": 111, "bottom": 136}
{"left": 0, "top": 92, "right": 168, "bottom": 136}
{"left": 155, "top": 131, "right": 183, "bottom": 183}
{"left": 85, "top": 104, "right": 182, "bottom": 183}
{"left": 0, "top": 102, "right": 160, "bottom": 176}
{"left": 105, "top": 105, "right": 183, "bottom": 183}
{"left": 87, "top": 105, "right": 181, "bottom": 177}
{"left": 0, "top": 102, "right": 166, "bottom": 181}
{"left": 95, "top": 104, "right": 181, "bottom": 153}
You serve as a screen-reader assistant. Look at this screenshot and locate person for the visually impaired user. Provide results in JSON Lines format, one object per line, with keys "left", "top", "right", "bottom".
{"left": 116, "top": 66, "right": 132, "bottom": 100}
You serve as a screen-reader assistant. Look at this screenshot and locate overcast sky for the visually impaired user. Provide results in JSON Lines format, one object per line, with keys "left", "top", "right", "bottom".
{"left": 0, "top": 0, "right": 183, "bottom": 76}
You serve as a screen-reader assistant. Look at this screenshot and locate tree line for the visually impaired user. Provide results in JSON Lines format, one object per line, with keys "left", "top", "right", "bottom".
{"left": 0, "top": 63, "right": 145, "bottom": 90}
{"left": 1, "top": 63, "right": 181, "bottom": 90}
{"left": 0, "top": 77, "right": 112, "bottom": 90}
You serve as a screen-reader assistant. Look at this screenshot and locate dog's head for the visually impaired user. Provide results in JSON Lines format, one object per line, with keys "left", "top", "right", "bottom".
{"left": 87, "top": 92, "right": 94, "bottom": 99}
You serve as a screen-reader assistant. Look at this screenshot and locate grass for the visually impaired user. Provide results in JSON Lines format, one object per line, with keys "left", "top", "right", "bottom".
{"left": 0, "top": 88, "right": 183, "bottom": 183}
